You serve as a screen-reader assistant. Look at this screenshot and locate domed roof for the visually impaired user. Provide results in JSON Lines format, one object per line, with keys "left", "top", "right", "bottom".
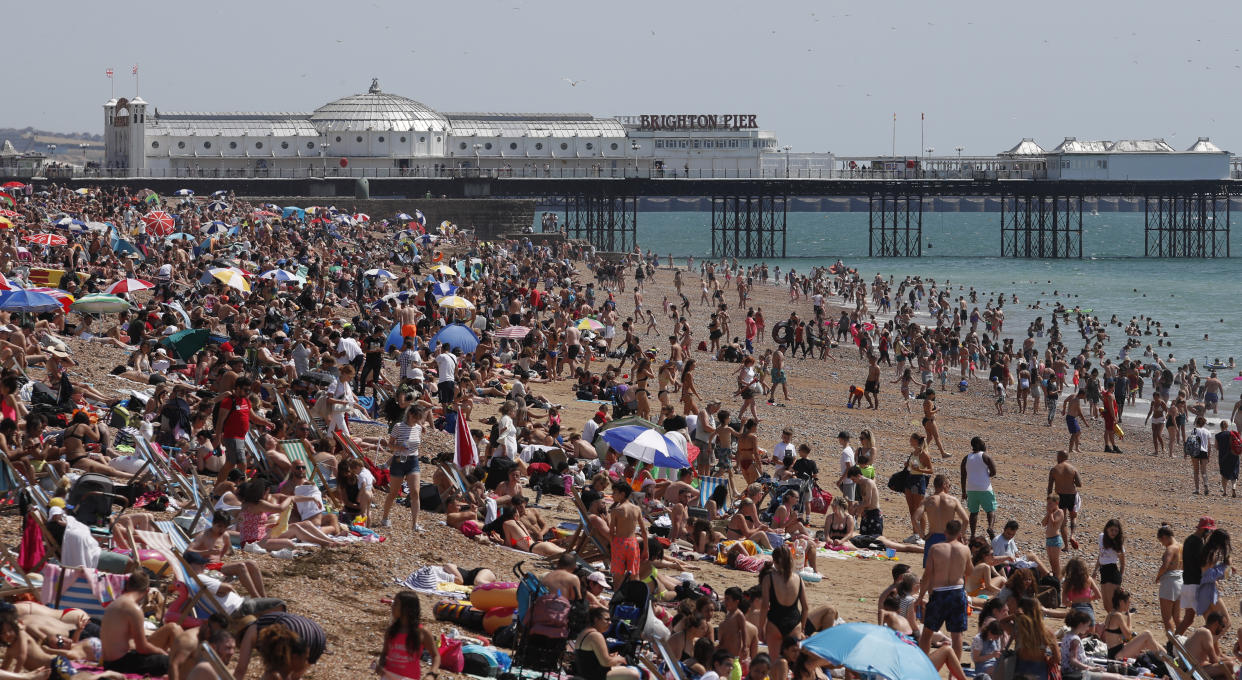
{"left": 311, "top": 79, "right": 448, "bottom": 133}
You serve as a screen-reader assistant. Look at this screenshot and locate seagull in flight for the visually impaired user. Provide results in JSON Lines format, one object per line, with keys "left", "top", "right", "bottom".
{"left": 563, "top": 77, "right": 585, "bottom": 87}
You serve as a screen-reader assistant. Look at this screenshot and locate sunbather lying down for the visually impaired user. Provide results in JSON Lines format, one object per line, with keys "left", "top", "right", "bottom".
{"left": 482, "top": 500, "right": 565, "bottom": 558}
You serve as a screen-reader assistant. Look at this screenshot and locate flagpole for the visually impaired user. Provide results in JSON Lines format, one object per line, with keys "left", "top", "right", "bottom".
{"left": 891, "top": 113, "right": 896, "bottom": 157}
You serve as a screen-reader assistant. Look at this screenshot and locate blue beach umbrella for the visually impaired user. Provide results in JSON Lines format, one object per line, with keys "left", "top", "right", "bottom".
{"left": 431, "top": 281, "right": 458, "bottom": 298}
{"left": 281, "top": 206, "right": 306, "bottom": 220}
{"left": 205, "top": 200, "right": 230, "bottom": 212}
{"left": 174, "top": 189, "right": 195, "bottom": 196}
{"left": 430, "top": 323, "right": 478, "bottom": 354}
{"left": 413, "top": 209, "right": 426, "bottom": 226}
{"left": 600, "top": 425, "right": 689, "bottom": 468}
{"left": 0, "top": 289, "right": 64, "bottom": 313}
{"left": 395, "top": 212, "right": 413, "bottom": 222}
{"left": 800, "top": 623, "right": 939, "bottom": 680}
{"left": 364, "top": 268, "right": 396, "bottom": 279}
{"left": 259, "top": 269, "right": 302, "bottom": 282}
{"left": 165, "top": 232, "right": 195, "bottom": 242}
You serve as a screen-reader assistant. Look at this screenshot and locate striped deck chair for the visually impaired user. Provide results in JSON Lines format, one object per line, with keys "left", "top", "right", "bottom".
{"left": 42, "top": 564, "right": 127, "bottom": 620}
{"left": 437, "top": 462, "right": 474, "bottom": 504}
{"left": 269, "top": 388, "right": 290, "bottom": 421}
{"left": 288, "top": 396, "right": 324, "bottom": 439}
{"left": 127, "top": 430, "right": 197, "bottom": 507}
{"left": 243, "top": 432, "right": 272, "bottom": 474}
{"left": 568, "top": 494, "right": 609, "bottom": 562}
{"left": 131, "top": 529, "right": 229, "bottom": 626}
{"left": 1166, "top": 629, "right": 1213, "bottom": 680}
{"left": 0, "top": 550, "right": 38, "bottom": 597}
{"left": 200, "top": 640, "right": 238, "bottom": 679}
{"left": 279, "top": 440, "right": 331, "bottom": 491}
{"left": 688, "top": 475, "right": 727, "bottom": 520}
{"left": 154, "top": 520, "right": 192, "bottom": 553}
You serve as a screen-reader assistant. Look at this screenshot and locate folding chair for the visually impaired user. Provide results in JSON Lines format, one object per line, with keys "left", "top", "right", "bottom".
{"left": 199, "top": 640, "right": 238, "bottom": 679}
{"left": 652, "top": 638, "right": 690, "bottom": 680}
{"left": 154, "top": 520, "right": 193, "bottom": 553}
{"left": 131, "top": 530, "right": 230, "bottom": 626}
{"left": 1166, "top": 630, "right": 1214, "bottom": 680}
{"left": 243, "top": 432, "right": 273, "bottom": 474}
{"left": 127, "top": 430, "right": 197, "bottom": 508}
{"left": 567, "top": 494, "right": 609, "bottom": 562}
{"left": 279, "top": 440, "right": 331, "bottom": 491}
{"left": 45, "top": 565, "right": 127, "bottom": 620}
{"left": 688, "top": 475, "right": 728, "bottom": 520}
{"left": 288, "top": 396, "right": 324, "bottom": 439}
{"left": 437, "top": 462, "right": 474, "bottom": 502}
{"left": 0, "top": 550, "right": 38, "bottom": 597}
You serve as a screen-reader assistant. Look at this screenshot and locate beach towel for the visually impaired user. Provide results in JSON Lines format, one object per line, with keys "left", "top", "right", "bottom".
{"left": 19, "top": 514, "right": 45, "bottom": 572}
{"left": 40, "top": 565, "right": 127, "bottom": 619}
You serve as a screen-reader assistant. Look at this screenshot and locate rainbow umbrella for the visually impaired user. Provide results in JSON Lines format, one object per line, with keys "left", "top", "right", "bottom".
{"left": 24, "top": 287, "right": 74, "bottom": 312}
{"left": 576, "top": 318, "right": 605, "bottom": 331}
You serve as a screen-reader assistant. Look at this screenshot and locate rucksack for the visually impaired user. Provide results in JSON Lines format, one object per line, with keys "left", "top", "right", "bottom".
{"left": 526, "top": 592, "right": 571, "bottom": 639}
{"left": 1231, "top": 431, "right": 1242, "bottom": 457}
{"left": 1184, "top": 436, "right": 1201, "bottom": 457}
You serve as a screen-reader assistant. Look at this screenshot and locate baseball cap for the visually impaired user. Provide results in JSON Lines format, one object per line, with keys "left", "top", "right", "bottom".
{"left": 586, "top": 571, "right": 607, "bottom": 586}
{"left": 1198, "top": 516, "right": 1217, "bottom": 530}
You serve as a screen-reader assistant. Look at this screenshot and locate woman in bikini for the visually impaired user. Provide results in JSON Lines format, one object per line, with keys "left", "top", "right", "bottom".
{"left": 632, "top": 358, "right": 654, "bottom": 421}
{"left": 758, "top": 546, "right": 807, "bottom": 680}
{"left": 725, "top": 498, "right": 773, "bottom": 549}
{"left": 679, "top": 359, "right": 700, "bottom": 416}
{"left": 1099, "top": 589, "right": 1161, "bottom": 662}
{"left": 1144, "top": 392, "right": 1169, "bottom": 456}
{"left": 656, "top": 361, "right": 678, "bottom": 410}
{"left": 56, "top": 412, "right": 130, "bottom": 480}
{"left": 903, "top": 433, "right": 934, "bottom": 541}
{"left": 1017, "top": 363, "right": 1032, "bottom": 414}
{"left": 922, "top": 390, "right": 948, "bottom": 457}
{"left": 735, "top": 419, "right": 763, "bottom": 485}
{"left": 733, "top": 356, "right": 760, "bottom": 423}
{"left": 484, "top": 503, "right": 564, "bottom": 558}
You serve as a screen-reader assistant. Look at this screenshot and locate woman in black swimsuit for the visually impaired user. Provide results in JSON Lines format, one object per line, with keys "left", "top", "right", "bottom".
{"left": 759, "top": 546, "right": 806, "bottom": 680}
{"left": 56, "top": 412, "right": 128, "bottom": 480}
{"left": 575, "top": 607, "right": 640, "bottom": 680}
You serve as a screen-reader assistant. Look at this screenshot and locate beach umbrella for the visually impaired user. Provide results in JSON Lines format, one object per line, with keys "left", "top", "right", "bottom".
{"left": 0, "top": 194, "right": 14, "bottom": 208}
{"left": 203, "top": 268, "right": 251, "bottom": 293}
{"left": 413, "top": 209, "right": 426, "bottom": 226}
{"left": 142, "top": 210, "right": 175, "bottom": 236}
{"left": 430, "top": 281, "right": 458, "bottom": 298}
{"left": 85, "top": 221, "right": 112, "bottom": 233}
{"left": 440, "top": 220, "right": 453, "bottom": 231}
{"left": 205, "top": 200, "right": 230, "bottom": 212}
{"left": 0, "top": 209, "right": 20, "bottom": 219}
{"left": 141, "top": 191, "right": 161, "bottom": 205}
{"left": 211, "top": 190, "right": 229, "bottom": 197}
{"left": 430, "top": 323, "right": 479, "bottom": 353}
{"left": 432, "top": 264, "right": 457, "bottom": 277}
{"left": 353, "top": 212, "right": 370, "bottom": 222}
{"left": 1, "top": 182, "right": 24, "bottom": 189}
{"left": 364, "top": 268, "right": 395, "bottom": 279}
{"left": 23, "top": 287, "right": 74, "bottom": 313}
{"left": 600, "top": 425, "right": 688, "bottom": 468}
{"left": 801, "top": 623, "right": 939, "bottom": 680}
{"left": 252, "top": 209, "right": 278, "bottom": 218}
{"left": 104, "top": 278, "right": 154, "bottom": 294}
{"left": 281, "top": 206, "right": 306, "bottom": 220}
{"left": 111, "top": 237, "right": 144, "bottom": 260}
{"left": 576, "top": 318, "right": 604, "bottom": 331}
{"left": 165, "top": 232, "right": 195, "bottom": 242}
{"left": 24, "top": 233, "right": 68, "bottom": 246}
{"left": 71, "top": 293, "right": 132, "bottom": 314}
{"left": 495, "top": 325, "right": 530, "bottom": 339}
{"left": 373, "top": 290, "right": 418, "bottom": 308}
{"left": 0, "top": 217, "right": 12, "bottom": 230}
{"left": 200, "top": 220, "right": 230, "bottom": 235}
{"left": 437, "top": 295, "right": 475, "bottom": 310}
{"left": 174, "top": 189, "right": 195, "bottom": 196}
{"left": 51, "top": 216, "right": 79, "bottom": 229}
{"left": 76, "top": 188, "right": 93, "bottom": 196}
{"left": 0, "top": 273, "right": 14, "bottom": 291}
{"left": 395, "top": 212, "right": 413, "bottom": 221}
{"left": 335, "top": 214, "right": 357, "bottom": 226}
{"left": 259, "top": 269, "right": 301, "bottom": 282}
{"left": 160, "top": 328, "right": 210, "bottom": 360}
{"left": 0, "top": 289, "right": 63, "bottom": 313}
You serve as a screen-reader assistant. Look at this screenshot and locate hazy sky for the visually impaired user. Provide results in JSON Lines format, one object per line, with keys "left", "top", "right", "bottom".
{"left": 8, "top": 0, "right": 1241, "bottom": 156}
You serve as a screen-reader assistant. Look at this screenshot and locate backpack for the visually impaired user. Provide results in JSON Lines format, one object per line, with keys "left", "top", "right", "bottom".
{"left": 1184, "top": 435, "right": 1200, "bottom": 457}
{"left": 1231, "top": 431, "right": 1242, "bottom": 457}
{"left": 526, "top": 592, "right": 571, "bottom": 639}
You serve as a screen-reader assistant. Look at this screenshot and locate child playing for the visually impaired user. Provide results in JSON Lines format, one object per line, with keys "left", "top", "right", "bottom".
{"left": 992, "top": 377, "right": 1006, "bottom": 415}
{"left": 377, "top": 591, "right": 439, "bottom": 680}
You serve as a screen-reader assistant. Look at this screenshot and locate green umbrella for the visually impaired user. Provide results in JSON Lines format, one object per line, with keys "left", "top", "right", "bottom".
{"left": 160, "top": 328, "right": 209, "bottom": 361}
{"left": 71, "top": 294, "right": 132, "bottom": 314}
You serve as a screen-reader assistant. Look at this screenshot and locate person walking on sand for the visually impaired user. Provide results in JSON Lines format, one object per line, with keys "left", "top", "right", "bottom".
{"left": 1176, "top": 516, "right": 1215, "bottom": 636}
{"left": 1189, "top": 415, "right": 1213, "bottom": 495}
{"left": 1046, "top": 450, "right": 1082, "bottom": 549}
{"left": 922, "top": 389, "right": 948, "bottom": 457}
{"left": 901, "top": 433, "right": 935, "bottom": 544}
{"left": 1062, "top": 388, "right": 1089, "bottom": 454}
{"left": 1144, "top": 391, "right": 1170, "bottom": 456}
{"left": 1154, "top": 524, "right": 1184, "bottom": 639}
{"left": 766, "top": 344, "right": 789, "bottom": 406}
{"left": 1101, "top": 381, "right": 1122, "bottom": 453}
{"left": 959, "top": 437, "right": 997, "bottom": 542}
{"left": 915, "top": 475, "right": 968, "bottom": 568}
{"left": 863, "top": 353, "right": 881, "bottom": 410}
{"left": 1215, "top": 420, "right": 1238, "bottom": 497}
{"left": 916, "top": 519, "right": 971, "bottom": 658}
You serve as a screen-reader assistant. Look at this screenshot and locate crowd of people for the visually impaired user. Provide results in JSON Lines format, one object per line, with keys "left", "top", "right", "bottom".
{"left": 0, "top": 181, "right": 1237, "bottom": 680}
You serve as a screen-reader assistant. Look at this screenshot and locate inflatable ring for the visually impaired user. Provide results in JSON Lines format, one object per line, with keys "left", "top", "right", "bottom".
{"left": 771, "top": 321, "right": 793, "bottom": 346}
{"left": 138, "top": 549, "right": 171, "bottom": 578}
{"left": 433, "top": 251, "right": 443, "bottom": 262}
{"left": 482, "top": 606, "right": 515, "bottom": 634}
{"left": 470, "top": 581, "right": 518, "bottom": 610}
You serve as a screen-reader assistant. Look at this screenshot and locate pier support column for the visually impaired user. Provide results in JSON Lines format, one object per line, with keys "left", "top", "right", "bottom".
{"left": 867, "top": 193, "right": 923, "bottom": 257}
{"left": 562, "top": 195, "right": 637, "bottom": 253}
{"left": 1143, "top": 192, "right": 1230, "bottom": 258}
{"left": 1000, "top": 194, "right": 1082, "bottom": 258}
{"left": 710, "top": 195, "right": 787, "bottom": 259}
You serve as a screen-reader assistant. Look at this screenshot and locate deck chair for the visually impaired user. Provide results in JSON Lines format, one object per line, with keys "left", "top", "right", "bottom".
{"left": 0, "top": 550, "right": 38, "bottom": 597}
{"left": 127, "top": 430, "right": 198, "bottom": 508}
{"left": 566, "top": 494, "right": 609, "bottom": 562}
{"left": 154, "top": 520, "right": 193, "bottom": 553}
{"left": 44, "top": 564, "right": 128, "bottom": 620}
{"left": 131, "top": 529, "right": 230, "bottom": 626}
{"left": 438, "top": 462, "right": 474, "bottom": 502}
{"left": 288, "top": 396, "right": 324, "bottom": 439}
{"left": 279, "top": 440, "right": 331, "bottom": 491}
{"left": 651, "top": 638, "right": 690, "bottom": 680}
{"left": 269, "top": 388, "right": 290, "bottom": 421}
{"left": 688, "top": 475, "right": 728, "bottom": 520}
{"left": 1166, "top": 630, "right": 1213, "bottom": 680}
{"left": 243, "top": 432, "right": 272, "bottom": 474}
{"left": 199, "top": 640, "right": 238, "bottom": 679}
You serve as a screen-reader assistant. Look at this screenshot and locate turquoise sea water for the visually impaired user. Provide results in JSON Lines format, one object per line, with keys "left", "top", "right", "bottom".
{"left": 583, "top": 211, "right": 1242, "bottom": 376}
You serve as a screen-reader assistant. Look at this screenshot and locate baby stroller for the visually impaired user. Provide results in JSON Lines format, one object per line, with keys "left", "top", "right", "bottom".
{"left": 67, "top": 473, "right": 130, "bottom": 527}
{"left": 507, "top": 562, "right": 569, "bottom": 678}
{"left": 606, "top": 579, "right": 651, "bottom": 663}
{"left": 760, "top": 477, "right": 811, "bottom": 525}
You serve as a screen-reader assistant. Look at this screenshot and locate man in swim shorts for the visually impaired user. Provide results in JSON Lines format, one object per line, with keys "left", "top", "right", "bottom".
{"left": 1046, "top": 450, "right": 1082, "bottom": 549}
{"left": 608, "top": 481, "right": 647, "bottom": 580}
{"left": 916, "top": 475, "right": 967, "bottom": 567}
{"left": 917, "top": 519, "right": 970, "bottom": 657}
{"left": 863, "top": 353, "right": 881, "bottom": 410}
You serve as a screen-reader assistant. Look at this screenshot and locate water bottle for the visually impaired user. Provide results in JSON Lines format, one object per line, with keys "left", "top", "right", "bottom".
{"left": 563, "top": 473, "right": 573, "bottom": 495}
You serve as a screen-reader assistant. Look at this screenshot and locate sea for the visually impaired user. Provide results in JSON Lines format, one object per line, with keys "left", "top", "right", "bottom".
{"left": 562, "top": 211, "right": 1242, "bottom": 393}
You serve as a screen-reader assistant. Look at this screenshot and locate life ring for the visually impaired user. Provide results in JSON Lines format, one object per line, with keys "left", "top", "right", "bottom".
{"left": 771, "top": 321, "right": 794, "bottom": 346}
{"left": 433, "top": 251, "right": 443, "bottom": 262}
{"left": 482, "top": 606, "right": 515, "bottom": 634}
{"left": 469, "top": 581, "right": 518, "bottom": 610}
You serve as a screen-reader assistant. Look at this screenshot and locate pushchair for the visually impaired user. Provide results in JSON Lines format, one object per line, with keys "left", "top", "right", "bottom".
{"left": 606, "top": 578, "right": 651, "bottom": 663}
{"left": 760, "top": 477, "right": 811, "bottom": 525}
{"left": 506, "top": 561, "right": 569, "bottom": 678}
{"left": 67, "top": 473, "right": 130, "bottom": 527}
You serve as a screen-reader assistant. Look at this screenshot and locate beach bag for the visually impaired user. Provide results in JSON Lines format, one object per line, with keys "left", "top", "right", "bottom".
{"left": 527, "top": 592, "right": 571, "bottom": 639}
{"left": 438, "top": 634, "right": 465, "bottom": 673}
{"left": 1231, "top": 431, "right": 1242, "bottom": 456}
{"left": 886, "top": 468, "right": 910, "bottom": 494}
{"left": 1183, "top": 436, "right": 1200, "bottom": 457}
{"left": 809, "top": 485, "right": 833, "bottom": 514}
{"left": 463, "top": 645, "right": 507, "bottom": 677}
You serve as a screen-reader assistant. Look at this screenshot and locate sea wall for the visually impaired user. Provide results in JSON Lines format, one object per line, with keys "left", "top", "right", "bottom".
{"left": 248, "top": 197, "right": 536, "bottom": 240}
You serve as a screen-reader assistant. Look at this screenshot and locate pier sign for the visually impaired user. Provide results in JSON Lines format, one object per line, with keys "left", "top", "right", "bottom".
{"left": 621, "top": 114, "right": 758, "bottom": 131}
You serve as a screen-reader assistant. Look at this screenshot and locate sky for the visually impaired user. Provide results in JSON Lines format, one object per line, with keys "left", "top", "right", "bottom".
{"left": 7, "top": 0, "right": 1242, "bottom": 156}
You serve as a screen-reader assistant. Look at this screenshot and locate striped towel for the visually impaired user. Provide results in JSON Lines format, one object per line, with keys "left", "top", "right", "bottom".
{"left": 40, "top": 565, "right": 127, "bottom": 619}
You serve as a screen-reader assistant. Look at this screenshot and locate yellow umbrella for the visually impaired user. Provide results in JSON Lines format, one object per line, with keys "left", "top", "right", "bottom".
{"left": 0, "top": 217, "right": 12, "bottom": 229}
{"left": 209, "top": 268, "right": 251, "bottom": 293}
{"left": 437, "top": 295, "right": 475, "bottom": 309}
{"left": 433, "top": 264, "right": 457, "bottom": 277}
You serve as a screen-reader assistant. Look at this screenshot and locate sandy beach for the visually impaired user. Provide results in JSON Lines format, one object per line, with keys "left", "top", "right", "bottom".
{"left": 4, "top": 248, "right": 1239, "bottom": 680}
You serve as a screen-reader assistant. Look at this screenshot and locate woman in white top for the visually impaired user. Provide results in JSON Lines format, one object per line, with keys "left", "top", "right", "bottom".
{"left": 380, "top": 405, "right": 426, "bottom": 532}
{"left": 325, "top": 364, "right": 357, "bottom": 436}
{"left": 497, "top": 402, "right": 518, "bottom": 460}
{"left": 1093, "top": 519, "right": 1126, "bottom": 615}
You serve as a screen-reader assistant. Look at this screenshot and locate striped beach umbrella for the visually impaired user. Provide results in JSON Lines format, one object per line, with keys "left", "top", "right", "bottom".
{"left": 25, "top": 233, "right": 68, "bottom": 246}
{"left": 24, "top": 287, "right": 74, "bottom": 313}
{"left": 142, "top": 210, "right": 175, "bottom": 236}
{"left": 437, "top": 295, "right": 475, "bottom": 310}
{"left": 104, "top": 278, "right": 155, "bottom": 294}
{"left": 71, "top": 293, "right": 132, "bottom": 314}
{"left": 203, "top": 268, "right": 251, "bottom": 293}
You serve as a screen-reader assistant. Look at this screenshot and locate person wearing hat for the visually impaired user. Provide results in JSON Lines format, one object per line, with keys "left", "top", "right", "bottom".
{"left": 1178, "top": 516, "right": 1217, "bottom": 635}
{"left": 583, "top": 570, "right": 610, "bottom": 608}
{"left": 183, "top": 551, "right": 285, "bottom": 618}
{"left": 583, "top": 409, "right": 607, "bottom": 445}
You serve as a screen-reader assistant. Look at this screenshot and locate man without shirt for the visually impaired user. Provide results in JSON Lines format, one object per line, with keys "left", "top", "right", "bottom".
{"left": 1046, "top": 450, "right": 1082, "bottom": 549}
{"left": 1185, "top": 611, "right": 1235, "bottom": 679}
{"left": 100, "top": 571, "right": 182, "bottom": 677}
{"left": 915, "top": 475, "right": 968, "bottom": 568}
{"left": 848, "top": 466, "right": 883, "bottom": 537}
{"left": 917, "top": 519, "right": 971, "bottom": 658}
